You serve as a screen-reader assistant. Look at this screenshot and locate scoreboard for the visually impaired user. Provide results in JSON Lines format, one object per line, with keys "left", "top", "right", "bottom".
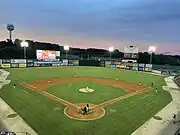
{"left": 124, "top": 53, "right": 138, "bottom": 59}
{"left": 124, "top": 45, "right": 139, "bottom": 59}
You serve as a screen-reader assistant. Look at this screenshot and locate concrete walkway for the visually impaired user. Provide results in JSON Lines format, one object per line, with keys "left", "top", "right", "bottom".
{"left": 132, "top": 76, "right": 180, "bottom": 135}
{"left": 0, "top": 69, "right": 38, "bottom": 135}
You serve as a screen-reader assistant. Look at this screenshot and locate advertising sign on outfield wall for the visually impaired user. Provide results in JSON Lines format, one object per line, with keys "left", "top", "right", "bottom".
{"left": 132, "top": 67, "right": 138, "bottom": 71}
{"left": 100, "top": 61, "right": 105, "bottom": 67}
{"left": 145, "top": 68, "right": 152, "bottom": 72}
{"left": 117, "top": 65, "right": 125, "bottom": 68}
{"left": 62, "top": 59, "right": 68, "bottom": 66}
{"left": 138, "top": 67, "right": 144, "bottom": 71}
{"left": 125, "top": 63, "right": 133, "bottom": 67}
{"left": 112, "top": 61, "right": 121, "bottom": 65}
{"left": 105, "top": 61, "right": 111, "bottom": 65}
{"left": 72, "top": 60, "right": 79, "bottom": 66}
{"left": 152, "top": 70, "right": 162, "bottom": 74}
{"left": 106, "top": 64, "right": 111, "bottom": 68}
{"left": 145, "top": 64, "right": 152, "bottom": 68}
{"left": 27, "top": 59, "right": 34, "bottom": 63}
{"left": 19, "top": 64, "right": 27, "bottom": 68}
{"left": 11, "top": 59, "right": 26, "bottom": 64}
{"left": 34, "top": 63, "right": 41, "bottom": 67}
{"left": 111, "top": 64, "right": 116, "bottom": 68}
{"left": 11, "top": 64, "right": 19, "bottom": 68}
{"left": 2, "top": 59, "right": 11, "bottom": 64}
{"left": 27, "top": 63, "right": 34, "bottom": 67}
{"left": 133, "top": 63, "right": 138, "bottom": 67}
{"left": 52, "top": 64, "right": 61, "bottom": 66}
{"left": 138, "top": 64, "right": 145, "bottom": 67}
{"left": 1, "top": 64, "right": 11, "bottom": 68}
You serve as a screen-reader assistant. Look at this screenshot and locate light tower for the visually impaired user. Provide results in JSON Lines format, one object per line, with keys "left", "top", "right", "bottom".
{"left": 6, "top": 24, "right": 15, "bottom": 41}
{"left": 21, "top": 41, "right": 29, "bottom": 59}
{"left": 148, "top": 46, "right": 156, "bottom": 64}
{"left": 108, "top": 47, "right": 114, "bottom": 60}
{"left": 64, "top": 45, "right": 70, "bottom": 59}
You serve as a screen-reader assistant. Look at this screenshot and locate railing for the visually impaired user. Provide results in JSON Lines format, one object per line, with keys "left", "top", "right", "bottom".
{"left": 174, "top": 76, "right": 180, "bottom": 87}
{"left": 15, "top": 132, "right": 36, "bottom": 135}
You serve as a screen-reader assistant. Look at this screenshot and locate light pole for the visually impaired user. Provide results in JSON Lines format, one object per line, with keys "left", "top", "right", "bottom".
{"left": 64, "top": 45, "right": 69, "bottom": 59}
{"left": 148, "top": 46, "right": 156, "bottom": 64}
{"left": 21, "top": 41, "right": 29, "bottom": 59}
{"left": 108, "top": 47, "right": 114, "bottom": 60}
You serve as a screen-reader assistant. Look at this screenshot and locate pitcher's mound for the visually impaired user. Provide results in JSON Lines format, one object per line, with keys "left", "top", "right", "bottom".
{"left": 64, "top": 103, "right": 105, "bottom": 121}
{"left": 79, "top": 87, "right": 94, "bottom": 93}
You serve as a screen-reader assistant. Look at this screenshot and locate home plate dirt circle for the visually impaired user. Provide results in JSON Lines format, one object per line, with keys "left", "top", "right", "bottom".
{"left": 64, "top": 103, "right": 105, "bottom": 121}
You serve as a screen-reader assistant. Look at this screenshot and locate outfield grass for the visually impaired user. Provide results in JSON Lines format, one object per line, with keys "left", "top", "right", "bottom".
{"left": 45, "top": 81, "right": 127, "bottom": 104}
{"left": 0, "top": 67, "right": 172, "bottom": 135}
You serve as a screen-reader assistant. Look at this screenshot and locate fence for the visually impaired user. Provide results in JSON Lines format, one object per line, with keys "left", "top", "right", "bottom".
{"left": 15, "top": 132, "right": 37, "bottom": 135}
{"left": 0, "top": 59, "right": 180, "bottom": 76}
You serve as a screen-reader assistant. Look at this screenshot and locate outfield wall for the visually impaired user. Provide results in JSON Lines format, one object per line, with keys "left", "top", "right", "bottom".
{"left": 1, "top": 59, "right": 177, "bottom": 76}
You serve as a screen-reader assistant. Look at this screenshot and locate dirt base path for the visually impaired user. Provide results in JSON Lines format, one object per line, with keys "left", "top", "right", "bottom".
{"left": 21, "top": 77, "right": 151, "bottom": 121}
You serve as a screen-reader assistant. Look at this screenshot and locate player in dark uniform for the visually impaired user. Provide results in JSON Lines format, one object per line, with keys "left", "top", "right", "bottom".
{"left": 151, "top": 83, "right": 154, "bottom": 87}
{"left": 82, "top": 106, "right": 87, "bottom": 115}
{"left": 173, "top": 113, "right": 176, "bottom": 124}
{"left": 155, "top": 88, "right": 158, "bottom": 93}
{"left": 81, "top": 104, "right": 90, "bottom": 115}
{"left": 13, "top": 84, "right": 16, "bottom": 88}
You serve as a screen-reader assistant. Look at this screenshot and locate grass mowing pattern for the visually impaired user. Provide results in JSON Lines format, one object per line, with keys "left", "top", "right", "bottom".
{"left": 0, "top": 67, "right": 172, "bottom": 135}
{"left": 45, "top": 81, "right": 127, "bottom": 104}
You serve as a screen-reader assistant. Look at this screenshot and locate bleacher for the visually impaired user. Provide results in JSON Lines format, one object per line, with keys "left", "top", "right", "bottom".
{"left": 174, "top": 75, "right": 180, "bottom": 87}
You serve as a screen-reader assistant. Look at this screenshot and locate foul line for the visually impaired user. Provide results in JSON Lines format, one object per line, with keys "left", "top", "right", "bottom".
{"left": 21, "top": 82, "right": 41, "bottom": 91}
{"left": 41, "top": 91, "right": 79, "bottom": 108}
{"left": 21, "top": 82, "right": 79, "bottom": 108}
{"left": 93, "top": 87, "right": 151, "bottom": 108}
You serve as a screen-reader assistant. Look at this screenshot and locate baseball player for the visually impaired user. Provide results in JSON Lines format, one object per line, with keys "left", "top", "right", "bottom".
{"left": 151, "top": 83, "right": 154, "bottom": 87}
{"left": 13, "top": 84, "right": 16, "bottom": 88}
{"left": 155, "top": 88, "right": 158, "bottom": 93}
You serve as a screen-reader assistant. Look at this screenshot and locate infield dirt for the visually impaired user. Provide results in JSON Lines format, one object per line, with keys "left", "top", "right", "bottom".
{"left": 21, "top": 77, "right": 151, "bottom": 120}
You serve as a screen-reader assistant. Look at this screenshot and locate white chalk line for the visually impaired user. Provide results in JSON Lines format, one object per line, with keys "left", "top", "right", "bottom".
{"left": 42, "top": 91, "right": 79, "bottom": 108}
{"left": 93, "top": 86, "right": 151, "bottom": 108}
{"left": 21, "top": 82, "right": 41, "bottom": 91}
{"left": 21, "top": 82, "right": 79, "bottom": 108}
{"left": 64, "top": 106, "right": 106, "bottom": 121}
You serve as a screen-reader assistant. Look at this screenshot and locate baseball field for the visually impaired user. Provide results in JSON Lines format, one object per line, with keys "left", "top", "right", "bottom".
{"left": 0, "top": 66, "right": 172, "bottom": 135}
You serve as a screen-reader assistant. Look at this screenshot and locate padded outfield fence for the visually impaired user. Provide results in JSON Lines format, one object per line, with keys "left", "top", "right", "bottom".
{"left": 0, "top": 59, "right": 180, "bottom": 76}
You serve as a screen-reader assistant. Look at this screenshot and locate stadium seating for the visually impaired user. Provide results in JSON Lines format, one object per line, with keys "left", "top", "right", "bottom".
{"left": 174, "top": 75, "right": 180, "bottom": 87}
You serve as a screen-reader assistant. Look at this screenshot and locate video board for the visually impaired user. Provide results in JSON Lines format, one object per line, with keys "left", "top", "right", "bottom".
{"left": 36, "top": 50, "right": 59, "bottom": 61}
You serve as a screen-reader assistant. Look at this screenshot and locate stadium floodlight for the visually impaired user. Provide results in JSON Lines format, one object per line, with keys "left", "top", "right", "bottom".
{"left": 148, "top": 46, "right": 156, "bottom": 64}
{"left": 21, "top": 41, "right": 29, "bottom": 59}
{"left": 148, "top": 46, "right": 156, "bottom": 52}
{"left": 108, "top": 47, "right": 114, "bottom": 60}
{"left": 64, "top": 45, "right": 70, "bottom": 59}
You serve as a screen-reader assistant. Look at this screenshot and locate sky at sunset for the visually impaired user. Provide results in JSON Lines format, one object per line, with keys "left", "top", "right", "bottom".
{"left": 0, "top": 0, "right": 180, "bottom": 54}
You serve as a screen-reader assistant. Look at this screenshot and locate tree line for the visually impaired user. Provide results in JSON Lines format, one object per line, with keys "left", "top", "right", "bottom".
{"left": 0, "top": 39, "right": 180, "bottom": 65}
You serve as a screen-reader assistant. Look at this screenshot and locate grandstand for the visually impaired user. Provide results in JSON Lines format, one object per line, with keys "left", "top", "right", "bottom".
{"left": 174, "top": 75, "right": 180, "bottom": 87}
